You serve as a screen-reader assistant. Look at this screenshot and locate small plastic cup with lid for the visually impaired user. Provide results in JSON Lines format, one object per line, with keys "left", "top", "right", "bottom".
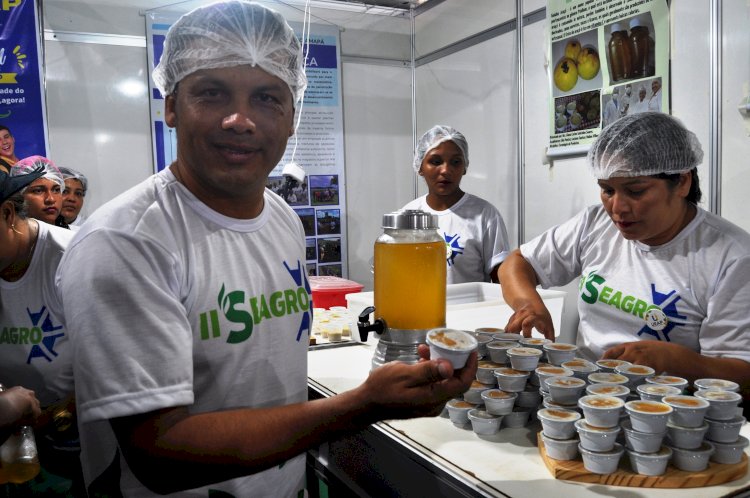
{"left": 577, "top": 395, "right": 624, "bottom": 429}
{"left": 705, "top": 415, "right": 746, "bottom": 443}
{"left": 636, "top": 384, "right": 682, "bottom": 402}
{"left": 493, "top": 367, "right": 530, "bottom": 393}
{"left": 627, "top": 446, "right": 672, "bottom": 476}
{"left": 463, "top": 380, "right": 494, "bottom": 405}
{"left": 645, "top": 375, "right": 689, "bottom": 392}
{"left": 541, "top": 433, "right": 579, "bottom": 461}
{"left": 694, "top": 389, "right": 743, "bottom": 421}
{"left": 545, "top": 376, "right": 587, "bottom": 405}
{"left": 595, "top": 358, "right": 631, "bottom": 373}
{"left": 615, "top": 364, "right": 655, "bottom": 388}
{"left": 519, "top": 337, "right": 551, "bottom": 351}
{"left": 473, "top": 334, "right": 493, "bottom": 358}
{"left": 542, "top": 342, "right": 578, "bottom": 366}
{"left": 561, "top": 359, "right": 599, "bottom": 380}
{"left": 710, "top": 435, "right": 749, "bottom": 464}
{"left": 506, "top": 347, "right": 543, "bottom": 371}
{"left": 662, "top": 395, "right": 710, "bottom": 428}
{"left": 468, "top": 408, "right": 502, "bottom": 435}
{"left": 694, "top": 378, "right": 740, "bottom": 392}
{"left": 625, "top": 400, "right": 673, "bottom": 434}
{"left": 425, "top": 328, "right": 477, "bottom": 369}
{"left": 535, "top": 365, "right": 574, "bottom": 389}
{"left": 587, "top": 372, "right": 629, "bottom": 386}
{"left": 446, "top": 399, "right": 477, "bottom": 427}
{"left": 481, "top": 389, "right": 517, "bottom": 416}
{"left": 621, "top": 419, "right": 666, "bottom": 454}
{"left": 537, "top": 407, "right": 581, "bottom": 439}
{"left": 576, "top": 419, "right": 621, "bottom": 452}
{"left": 578, "top": 442, "right": 624, "bottom": 474}
{"left": 669, "top": 441, "right": 715, "bottom": 472}
{"left": 666, "top": 420, "right": 709, "bottom": 449}
{"left": 476, "top": 360, "right": 502, "bottom": 385}
{"left": 586, "top": 383, "right": 630, "bottom": 402}
{"left": 474, "top": 327, "right": 505, "bottom": 338}
{"left": 491, "top": 332, "right": 523, "bottom": 343}
{"left": 503, "top": 407, "right": 531, "bottom": 428}
{"left": 516, "top": 387, "right": 542, "bottom": 409}
{"left": 486, "top": 341, "right": 517, "bottom": 364}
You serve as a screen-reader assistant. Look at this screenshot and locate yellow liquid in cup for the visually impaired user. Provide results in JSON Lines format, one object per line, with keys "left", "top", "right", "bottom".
{"left": 0, "top": 460, "right": 41, "bottom": 484}
{"left": 374, "top": 241, "right": 446, "bottom": 330}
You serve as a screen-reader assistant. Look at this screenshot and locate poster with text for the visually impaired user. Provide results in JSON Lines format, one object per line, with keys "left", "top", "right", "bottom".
{"left": 0, "top": 0, "right": 48, "bottom": 160}
{"left": 146, "top": 14, "right": 349, "bottom": 278}
{"left": 547, "top": 0, "right": 669, "bottom": 157}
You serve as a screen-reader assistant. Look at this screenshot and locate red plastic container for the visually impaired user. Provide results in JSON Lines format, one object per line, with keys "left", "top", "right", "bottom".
{"left": 309, "top": 276, "right": 364, "bottom": 309}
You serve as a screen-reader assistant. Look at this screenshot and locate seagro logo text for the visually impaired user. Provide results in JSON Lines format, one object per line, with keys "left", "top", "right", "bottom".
{"left": 199, "top": 283, "right": 311, "bottom": 344}
{"left": 579, "top": 271, "right": 660, "bottom": 319}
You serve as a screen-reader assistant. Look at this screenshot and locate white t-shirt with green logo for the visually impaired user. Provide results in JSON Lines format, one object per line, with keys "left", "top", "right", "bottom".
{"left": 59, "top": 169, "right": 311, "bottom": 497}
{"left": 1, "top": 222, "right": 74, "bottom": 406}
{"left": 402, "top": 193, "right": 510, "bottom": 283}
{"left": 521, "top": 205, "right": 750, "bottom": 365}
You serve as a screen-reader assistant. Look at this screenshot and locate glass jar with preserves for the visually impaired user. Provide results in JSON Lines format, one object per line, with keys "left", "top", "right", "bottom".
{"left": 608, "top": 22, "right": 633, "bottom": 82}
{"left": 629, "top": 18, "right": 651, "bottom": 78}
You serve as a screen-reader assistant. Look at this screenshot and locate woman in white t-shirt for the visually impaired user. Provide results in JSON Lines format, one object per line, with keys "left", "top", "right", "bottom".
{"left": 499, "top": 112, "right": 750, "bottom": 386}
{"left": 401, "top": 125, "right": 510, "bottom": 284}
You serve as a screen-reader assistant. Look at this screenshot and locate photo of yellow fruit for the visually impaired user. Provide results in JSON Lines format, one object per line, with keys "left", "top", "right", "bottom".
{"left": 577, "top": 47, "right": 600, "bottom": 80}
{"left": 564, "top": 39, "right": 581, "bottom": 61}
{"left": 553, "top": 57, "right": 578, "bottom": 92}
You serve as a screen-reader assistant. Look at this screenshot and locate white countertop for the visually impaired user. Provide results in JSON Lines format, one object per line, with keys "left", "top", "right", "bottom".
{"left": 307, "top": 341, "right": 750, "bottom": 498}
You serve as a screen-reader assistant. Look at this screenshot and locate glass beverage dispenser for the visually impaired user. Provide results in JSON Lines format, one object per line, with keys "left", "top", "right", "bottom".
{"left": 358, "top": 210, "right": 447, "bottom": 368}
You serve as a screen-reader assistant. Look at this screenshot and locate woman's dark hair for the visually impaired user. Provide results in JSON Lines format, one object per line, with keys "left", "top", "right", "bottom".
{"left": 5, "top": 190, "right": 29, "bottom": 219}
{"left": 654, "top": 167, "right": 702, "bottom": 204}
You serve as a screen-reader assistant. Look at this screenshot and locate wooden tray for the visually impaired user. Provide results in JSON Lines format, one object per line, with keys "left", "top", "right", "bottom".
{"left": 538, "top": 432, "right": 748, "bottom": 488}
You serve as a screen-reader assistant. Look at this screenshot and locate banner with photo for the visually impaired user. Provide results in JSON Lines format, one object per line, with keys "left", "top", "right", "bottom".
{"left": 146, "top": 14, "right": 348, "bottom": 278}
{"left": 547, "top": 0, "right": 669, "bottom": 157}
{"left": 0, "top": 0, "right": 48, "bottom": 160}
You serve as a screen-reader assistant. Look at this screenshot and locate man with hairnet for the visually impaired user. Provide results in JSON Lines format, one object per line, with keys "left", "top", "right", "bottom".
{"left": 57, "top": 2, "right": 476, "bottom": 496}
{"left": 603, "top": 87, "right": 620, "bottom": 128}
{"left": 499, "top": 112, "right": 750, "bottom": 396}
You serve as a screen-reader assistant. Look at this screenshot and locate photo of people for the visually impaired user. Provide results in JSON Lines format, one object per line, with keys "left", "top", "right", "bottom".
{"left": 295, "top": 208, "right": 316, "bottom": 237}
{"left": 267, "top": 175, "right": 309, "bottom": 206}
{"left": 604, "top": 13, "right": 656, "bottom": 84}
{"left": 316, "top": 209, "right": 340, "bottom": 235}
{"left": 601, "top": 77, "right": 661, "bottom": 129}
{"left": 306, "top": 238, "right": 317, "bottom": 261}
{"left": 310, "top": 175, "right": 339, "bottom": 206}
{"left": 317, "top": 237, "right": 341, "bottom": 264}
{"left": 318, "top": 264, "right": 342, "bottom": 277}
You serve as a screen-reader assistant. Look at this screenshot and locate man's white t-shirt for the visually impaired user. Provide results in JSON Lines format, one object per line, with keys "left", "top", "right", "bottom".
{"left": 521, "top": 205, "right": 750, "bottom": 364}
{"left": 58, "top": 169, "right": 311, "bottom": 497}
{"left": 402, "top": 193, "right": 510, "bottom": 284}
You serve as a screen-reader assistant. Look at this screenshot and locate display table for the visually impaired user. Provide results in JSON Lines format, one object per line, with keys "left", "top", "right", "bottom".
{"left": 307, "top": 341, "right": 750, "bottom": 498}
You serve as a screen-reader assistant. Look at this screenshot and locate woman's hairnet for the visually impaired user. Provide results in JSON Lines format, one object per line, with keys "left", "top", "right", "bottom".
{"left": 59, "top": 166, "right": 88, "bottom": 193}
{"left": 152, "top": 0, "right": 307, "bottom": 104}
{"left": 11, "top": 156, "right": 64, "bottom": 191}
{"left": 413, "top": 125, "right": 469, "bottom": 172}
{"left": 587, "top": 112, "right": 703, "bottom": 179}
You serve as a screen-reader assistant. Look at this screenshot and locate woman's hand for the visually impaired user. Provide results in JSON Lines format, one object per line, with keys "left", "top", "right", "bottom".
{"left": 504, "top": 303, "right": 555, "bottom": 340}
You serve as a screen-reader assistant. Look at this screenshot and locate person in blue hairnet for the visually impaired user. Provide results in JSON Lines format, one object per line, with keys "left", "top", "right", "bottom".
{"left": 499, "top": 112, "right": 750, "bottom": 389}
{"left": 58, "top": 2, "right": 476, "bottom": 496}
{"left": 402, "top": 125, "right": 510, "bottom": 283}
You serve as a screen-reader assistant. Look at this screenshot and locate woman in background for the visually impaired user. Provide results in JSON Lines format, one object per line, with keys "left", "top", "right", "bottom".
{"left": 59, "top": 167, "right": 88, "bottom": 228}
{"left": 401, "top": 125, "right": 510, "bottom": 284}
{"left": 11, "top": 156, "right": 68, "bottom": 229}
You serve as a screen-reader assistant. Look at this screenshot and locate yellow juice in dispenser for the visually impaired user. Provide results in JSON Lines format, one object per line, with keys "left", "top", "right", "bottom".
{"left": 374, "top": 239, "right": 446, "bottom": 331}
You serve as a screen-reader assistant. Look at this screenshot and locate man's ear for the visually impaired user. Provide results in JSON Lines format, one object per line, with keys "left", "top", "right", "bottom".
{"left": 165, "top": 94, "right": 177, "bottom": 128}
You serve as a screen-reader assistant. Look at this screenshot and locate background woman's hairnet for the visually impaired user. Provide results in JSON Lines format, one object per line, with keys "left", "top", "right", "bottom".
{"left": 587, "top": 112, "right": 703, "bottom": 179}
{"left": 413, "top": 125, "right": 469, "bottom": 172}
{"left": 11, "top": 156, "right": 65, "bottom": 191}
{"left": 59, "top": 166, "right": 88, "bottom": 193}
{"left": 152, "top": 0, "right": 307, "bottom": 104}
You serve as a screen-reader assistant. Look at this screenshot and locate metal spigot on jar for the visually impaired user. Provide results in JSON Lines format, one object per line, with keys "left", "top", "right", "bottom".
{"left": 358, "top": 209, "right": 447, "bottom": 368}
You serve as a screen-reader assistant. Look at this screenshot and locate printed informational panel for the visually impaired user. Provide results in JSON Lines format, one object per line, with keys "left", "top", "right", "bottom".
{"left": 145, "top": 14, "right": 348, "bottom": 278}
{"left": 0, "top": 0, "right": 48, "bottom": 160}
{"left": 547, "top": 0, "right": 669, "bottom": 156}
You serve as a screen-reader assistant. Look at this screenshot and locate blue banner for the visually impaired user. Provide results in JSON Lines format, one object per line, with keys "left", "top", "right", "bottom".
{"left": 0, "top": 0, "right": 48, "bottom": 158}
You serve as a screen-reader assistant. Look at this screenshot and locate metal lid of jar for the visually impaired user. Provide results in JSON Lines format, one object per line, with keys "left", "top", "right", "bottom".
{"left": 381, "top": 209, "right": 439, "bottom": 230}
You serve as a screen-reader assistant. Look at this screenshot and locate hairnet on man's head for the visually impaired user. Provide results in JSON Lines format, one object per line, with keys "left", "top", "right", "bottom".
{"left": 152, "top": 0, "right": 307, "bottom": 103}
{"left": 59, "top": 166, "right": 88, "bottom": 193}
{"left": 11, "top": 156, "right": 65, "bottom": 191}
{"left": 413, "top": 125, "right": 469, "bottom": 172}
{"left": 587, "top": 112, "right": 703, "bottom": 179}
